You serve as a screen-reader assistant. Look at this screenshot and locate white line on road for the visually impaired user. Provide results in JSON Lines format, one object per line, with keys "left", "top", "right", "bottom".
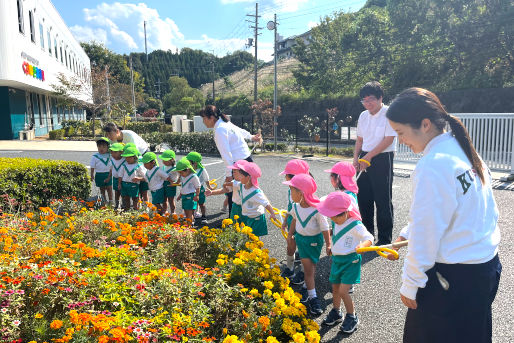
{"left": 202, "top": 160, "right": 224, "bottom": 167}
{"left": 0, "top": 150, "right": 23, "bottom": 153}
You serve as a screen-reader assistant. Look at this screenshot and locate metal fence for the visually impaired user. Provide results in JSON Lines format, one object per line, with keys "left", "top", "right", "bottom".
{"left": 395, "top": 113, "right": 514, "bottom": 172}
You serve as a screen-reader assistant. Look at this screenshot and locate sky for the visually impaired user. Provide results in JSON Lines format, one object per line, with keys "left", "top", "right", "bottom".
{"left": 52, "top": 0, "right": 367, "bottom": 62}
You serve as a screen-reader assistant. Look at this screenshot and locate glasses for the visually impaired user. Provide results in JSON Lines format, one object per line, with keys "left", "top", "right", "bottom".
{"left": 360, "top": 97, "right": 378, "bottom": 104}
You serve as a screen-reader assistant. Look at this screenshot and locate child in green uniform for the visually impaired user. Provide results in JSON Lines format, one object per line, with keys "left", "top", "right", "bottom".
{"left": 90, "top": 137, "right": 113, "bottom": 205}
{"left": 109, "top": 143, "right": 125, "bottom": 209}
{"left": 175, "top": 158, "right": 201, "bottom": 224}
{"left": 118, "top": 146, "right": 146, "bottom": 210}
{"left": 186, "top": 151, "right": 213, "bottom": 225}
{"left": 160, "top": 150, "right": 179, "bottom": 214}
{"left": 142, "top": 152, "right": 176, "bottom": 214}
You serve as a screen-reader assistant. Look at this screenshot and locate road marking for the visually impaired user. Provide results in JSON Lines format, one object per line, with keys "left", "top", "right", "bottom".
{"left": 202, "top": 160, "right": 224, "bottom": 167}
{"left": 0, "top": 150, "right": 23, "bottom": 153}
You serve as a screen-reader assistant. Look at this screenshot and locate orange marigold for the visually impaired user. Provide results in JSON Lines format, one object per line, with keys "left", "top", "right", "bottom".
{"left": 50, "top": 319, "right": 64, "bottom": 329}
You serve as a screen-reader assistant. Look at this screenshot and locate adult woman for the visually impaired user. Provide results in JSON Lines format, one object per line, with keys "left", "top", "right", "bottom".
{"left": 386, "top": 88, "right": 501, "bottom": 343}
{"left": 199, "top": 105, "right": 262, "bottom": 213}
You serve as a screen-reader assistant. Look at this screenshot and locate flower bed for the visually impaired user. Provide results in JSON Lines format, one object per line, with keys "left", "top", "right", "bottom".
{"left": 0, "top": 201, "right": 319, "bottom": 343}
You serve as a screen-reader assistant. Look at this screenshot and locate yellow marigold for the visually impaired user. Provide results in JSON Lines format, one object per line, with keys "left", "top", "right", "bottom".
{"left": 305, "top": 330, "right": 320, "bottom": 343}
{"left": 50, "top": 319, "right": 64, "bottom": 329}
{"left": 222, "top": 335, "right": 242, "bottom": 343}
{"left": 249, "top": 288, "right": 260, "bottom": 297}
{"left": 232, "top": 258, "right": 243, "bottom": 265}
{"left": 216, "top": 259, "right": 226, "bottom": 266}
{"left": 28, "top": 341, "right": 37, "bottom": 343}
{"left": 98, "top": 336, "right": 109, "bottom": 343}
{"left": 258, "top": 316, "right": 270, "bottom": 330}
{"left": 293, "top": 333, "right": 306, "bottom": 343}
{"left": 242, "top": 310, "right": 250, "bottom": 318}
{"left": 34, "top": 313, "right": 44, "bottom": 319}
{"left": 233, "top": 215, "right": 239, "bottom": 220}
{"left": 263, "top": 281, "right": 273, "bottom": 289}
{"left": 266, "top": 337, "right": 280, "bottom": 343}
{"left": 40, "top": 221, "right": 47, "bottom": 226}
{"left": 27, "top": 212, "right": 34, "bottom": 219}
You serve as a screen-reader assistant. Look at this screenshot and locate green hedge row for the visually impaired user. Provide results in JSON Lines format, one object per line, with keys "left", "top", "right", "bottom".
{"left": 0, "top": 158, "right": 90, "bottom": 212}
{"left": 142, "top": 131, "right": 219, "bottom": 155}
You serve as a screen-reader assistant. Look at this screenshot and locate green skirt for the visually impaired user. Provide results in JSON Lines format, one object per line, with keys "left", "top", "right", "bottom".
{"left": 139, "top": 181, "right": 149, "bottom": 192}
{"left": 121, "top": 181, "right": 139, "bottom": 198}
{"left": 198, "top": 186, "right": 206, "bottom": 205}
{"left": 241, "top": 214, "right": 268, "bottom": 237}
{"left": 95, "top": 172, "right": 112, "bottom": 187}
{"left": 295, "top": 232, "right": 324, "bottom": 264}
{"left": 181, "top": 193, "right": 198, "bottom": 210}
{"left": 163, "top": 181, "right": 177, "bottom": 198}
{"left": 150, "top": 187, "right": 165, "bottom": 205}
{"left": 329, "top": 253, "right": 362, "bottom": 285}
{"left": 113, "top": 177, "right": 120, "bottom": 191}
{"left": 230, "top": 203, "right": 242, "bottom": 220}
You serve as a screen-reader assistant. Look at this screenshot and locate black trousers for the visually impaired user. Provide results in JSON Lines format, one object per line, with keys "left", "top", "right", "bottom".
{"left": 404, "top": 254, "right": 502, "bottom": 343}
{"left": 227, "top": 155, "right": 253, "bottom": 214}
{"left": 356, "top": 151, "right": 394, "bottom": 244}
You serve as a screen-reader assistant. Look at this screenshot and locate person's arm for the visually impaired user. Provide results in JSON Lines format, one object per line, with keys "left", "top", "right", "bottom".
{"left": 105, "top": 170, "right": 112, "bottom": 184}
{"left": 359, "top": 136, "right": 395, "bottom": 170}
{"left": 90, "top": 167, "right": 95, "bottom": 181}
{"left": 353, "top": 136, "right": 363, "bottom": 170}
{"left": 214, "top": 127, "right": 234, "bottom": 177}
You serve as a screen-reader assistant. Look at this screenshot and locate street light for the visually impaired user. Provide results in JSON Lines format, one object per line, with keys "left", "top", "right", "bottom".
{"left": 267, "top": 14, "right": 278, "bottom": 151}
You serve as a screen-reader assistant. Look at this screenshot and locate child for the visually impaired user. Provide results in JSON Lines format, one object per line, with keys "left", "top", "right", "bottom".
{"left": 283, "top": 174, "right": 330, "bottom": 316}
{"left": 90, "top": 137, "right": 113, "bottom": 205}
{"left": 175, "top": 158, "right": 201, "bottom": 224}
{"left": 160, "top": 150, "right": 179, "bottom": 214}
{"left": 141, "top": 152, "right": 175, "bottom": 214}
{"left": 237, "top": 161, "right": 277, "bottom": 237}
{"left": 317, "top": 192, "right": 373, "bottom": 333}
{"left": 279, "top": 159, "right": 311, "bottom": 281}
{"left": 109, "top": 143, "right": 126, "bottom": 209}
{"left": 186, "top": 151, "right": 212, "bottom": 225}
{"left": 118, "top": 146, "right": 146, "bottom": 210}
{"left": 324, "top": 161, "right": 359, "bottom": 206}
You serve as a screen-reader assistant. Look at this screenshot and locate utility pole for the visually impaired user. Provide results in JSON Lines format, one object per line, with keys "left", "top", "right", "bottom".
{"left": 154, "top": 79, "right": 162, "bottom": 99}
{"left": 105, "top": 65, "right": 111, "bottom": 114}
{"left": 267, "top": 14, "right": 278, "bottom": 151}
{"left": 247, "top": 3, "right": 261, "bottom": 133}
{"left": 144, "top": 21, "right": 148, "bottom": 62}
{"left": 130, "top": 56, "right": 136, "bottom": 119}
{"left": 211, "top": 50, "right": 215, "bottom": 101}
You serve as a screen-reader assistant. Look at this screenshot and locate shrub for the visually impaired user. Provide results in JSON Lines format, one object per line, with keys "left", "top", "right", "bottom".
{"left": 125, "top": 121, "right": 164, "bottom": 134}
{"left": 48, "top": 129, "right": 65, "bottom": 140}
{"left": 0, "top": 158, "right": 90, "bottom": 212}
{"left": 142, "top": 131, "right": 219, "bottom": 154}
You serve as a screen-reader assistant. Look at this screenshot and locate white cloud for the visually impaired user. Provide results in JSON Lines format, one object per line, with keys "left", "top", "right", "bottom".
{"left": 307, "top": 21, "right": 319, "bottom": 29}
{"left": 186, "top": 35, "right": 247, "bottom": 55}
{"left": 69, "top": 25, "right": 108, "bottom": 45}
{"left": 274, "top": 0, "right": 309, "bottom": 13}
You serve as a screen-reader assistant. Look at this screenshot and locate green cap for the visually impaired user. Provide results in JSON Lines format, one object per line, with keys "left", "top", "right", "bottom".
{"left": 141, "top": 152, "right": 158, "bottom": 164}
{"left": 96, "top": 137, "right": 110, "bottom": 144}
{"left": 121, "top": 146, "right": 139, "bottom": 158}
{"left": 123, "top": 143, "right": 140, "bottom": 156}
{"left": 160, "top": 150, "right": 176, "bottom": 161}
{"left": 175, "top": 157, "right": 196, "bottom": 173}
{"left": 186, "top": 151, "right": 204, "bottom": 169}
{"left": 109, "top": 143, "right": 124, "bottom": 152}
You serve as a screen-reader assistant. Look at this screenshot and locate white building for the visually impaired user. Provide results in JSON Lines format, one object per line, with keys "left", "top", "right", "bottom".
{"left": 0, "top": 0, "right": 91, "bottom": 139}
{"left": 277, "top": 31, "right": 312, "bottom": 60}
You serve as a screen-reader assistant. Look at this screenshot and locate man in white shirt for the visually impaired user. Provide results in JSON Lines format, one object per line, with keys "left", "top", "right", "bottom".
{"left": 353, "top": 81, "right": 397, "bottom": 245}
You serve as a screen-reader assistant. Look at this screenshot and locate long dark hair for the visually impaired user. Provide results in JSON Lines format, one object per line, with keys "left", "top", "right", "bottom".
{"left": 387, "top": 87, "right": 485, "bottom": 183}
{"left": 198, "top": 105, "right": 230, "bottom": 123}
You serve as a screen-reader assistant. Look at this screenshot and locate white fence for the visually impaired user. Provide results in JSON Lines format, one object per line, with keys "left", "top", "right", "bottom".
{"left": 394, "top": 113, "right": 514, "bottom": 173}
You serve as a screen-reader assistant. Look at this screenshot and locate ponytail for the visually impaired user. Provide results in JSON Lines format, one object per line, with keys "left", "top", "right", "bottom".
{"left": 387, "top": 87, "right": 485, "bottom": 184}
{"left": 199, "top": 105, "right": 230, "bottom": 123}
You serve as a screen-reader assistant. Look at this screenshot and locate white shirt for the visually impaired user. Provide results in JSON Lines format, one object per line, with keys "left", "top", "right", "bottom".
{"left": 356, "top": 105, "right": 397, "bottom": 152}
{"left": 121, "top": 130, "right": 149, "bottom": 155}
{"left": 290, "top": 203, "right": 329, "bottom": 236}
{"left": 119, "top": 162, "right": 146, "bottom": 183}
{"left": 240, "top": 184, "right": 270, "bottom": 218}
{"left": 331, "top": 218, "right": 374, "bottom": 255}
{"left": 180, "top": 173, "right": 201, "bottom": 195}
{"left": 231, "top": 180, "right": 241, "bottom": 205}
{"left": 196, "top": 167, "right": 210, "bottom": 188}
{"left": 110, "top": 158, "right": 126, "bottom": 179}
{"left": 90, "top": 153, "right": 111, "bottom": 173}
{"left": 213, "top": 119, "right": 252, "bottom": 177}
{"left": 399, "top": 132, "right": 500, "bottom": 300}
{"left": 162, "top": 166, "right": 179, "bottom": 183}
{"left": 144, "top": 166, "right": 169, "bottom": 191}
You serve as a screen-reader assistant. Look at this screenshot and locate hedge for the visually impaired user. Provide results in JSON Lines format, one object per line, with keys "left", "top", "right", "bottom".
{"left": 142, "top": 131, "right": 219, "bottom": 155}
{"left": 0, "top": 158, "right": 90, "bottom": 212}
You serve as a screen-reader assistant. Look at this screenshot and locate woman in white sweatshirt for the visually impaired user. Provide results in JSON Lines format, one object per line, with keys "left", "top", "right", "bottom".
{"left": 386, "top": 88, "right": 501, "bottom": 343}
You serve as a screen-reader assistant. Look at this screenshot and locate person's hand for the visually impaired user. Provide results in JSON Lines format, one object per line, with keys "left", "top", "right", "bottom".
{"left": 401, "top": 294, "right": 417, "bottom": 309}
{"left": 252, "top": 132, "right": 263, "bottom": 144}
{"left": 286, "top": 236, "right": 295, "bottom": 251}
{"left": 326, "top": 244, "right": 332, "bottom": 256}
{"left": 358, "top": 155, "right": 372, "bottom": 171}
{"left": 177, "top": 194, "right": 181, "bottom": 201}
{"left": 386, "top": 236, "right": 406, "bottom": 261}
{"left": 269, "top": 212, "right": 278, "bottom": 222}
{"left": 352, "top": 159, "right": 360, "bottom": 172}
{"left": 104, "top": 178, "right": 110, "bottom": 184}
{"left": 224, "top": 176, "right": 233, "bottom": 183}
{"left": 193, "top": 195, "right": 199, "bottom": 202}
{"left": 205, "top": 189, "right": 212, "bottom": 196}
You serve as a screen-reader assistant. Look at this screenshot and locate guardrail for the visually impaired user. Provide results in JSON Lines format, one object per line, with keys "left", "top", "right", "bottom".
{"left": 395, "top": 113, "right": 514, "bottom": 173}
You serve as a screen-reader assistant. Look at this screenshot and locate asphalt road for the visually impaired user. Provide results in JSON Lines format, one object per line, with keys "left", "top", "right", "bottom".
{"left": 1, "top": 150, "right": 513, "bottom": 342}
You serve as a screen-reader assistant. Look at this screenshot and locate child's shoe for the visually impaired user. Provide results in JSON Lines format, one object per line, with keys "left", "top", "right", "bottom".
{"left": 299, "top": 288, "right": 309, "bottom": 304}
{"left": 194, "top": 211, "right": 202, "bottom": 218}
{"left": 341, "top": 313, "right": 359, "bottom": 334}
{"left": 280, "top": 267, "right": 294, "bottom": 281}
{"left": 348, "top": 285, "right": 354, "bottom": 294}
{"left": 308, "top": 296, "right": 323, "bottom": 316}
{"left": 199, "top": 216, "right": 208, "bottom": 225}
{"left": 220, "top": 206, "right": 228, "bottom": 213}
{"left": 290, "top": 271, "right": 305, "bottom": 286}
{"left": 322, "top": 308, "right": 343, "bottom": 326}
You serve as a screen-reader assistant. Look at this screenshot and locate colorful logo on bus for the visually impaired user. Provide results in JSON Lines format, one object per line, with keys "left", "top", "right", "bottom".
{"left": 22, "top": 61, "right": 45, "bottom": 81}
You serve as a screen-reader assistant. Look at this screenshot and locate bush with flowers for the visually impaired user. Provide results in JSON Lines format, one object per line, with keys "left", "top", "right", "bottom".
{"left": 0, "top": 201, "right": 320, "bottom": 343}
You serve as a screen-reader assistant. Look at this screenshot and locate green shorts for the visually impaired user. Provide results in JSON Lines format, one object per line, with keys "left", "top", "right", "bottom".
{"left": 295, "top": 232, "right": 324, "bottom": 264}
{"left": 199, "top": 187, "right": 206, "bottom": 205}
{"left": 121, "top": 181, "right": 139, "bottom": 198}
{"left": 113, "top": 177, "right": 120, "bottom": 191}
{"left": 230, "top": 203, "right": 242, "bottom": 220}
{"left": 95, "top": 172, "right": 112, "bottom": 187}
{"left": 150, "top": 187, "right": 165, "bottom": 205}
{"left": 163, "top": 181, "right": 177, "bottom": 198}
{"left": 139, "top": 181, "right": 149, "bottom": 192}
{"left": 241, "top": 214, "right": 268, "bottom": 237}
{"left": 329, "top": 253, "right": 362, "bottom": 285}
{"left": 181, "top": 193, "right": 197, "bottom": 211}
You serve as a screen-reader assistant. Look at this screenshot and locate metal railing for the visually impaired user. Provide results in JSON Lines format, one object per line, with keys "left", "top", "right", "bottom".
{"left": 395, "top": 113, "right": 514, "bottom": 173}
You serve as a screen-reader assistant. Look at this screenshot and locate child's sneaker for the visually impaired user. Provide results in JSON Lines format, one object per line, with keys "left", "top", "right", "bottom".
{"left": 348, "top": 285, "right": 354, "bottom": 294}
{"left": 308, "top": 296, "right": 323, "bottom": 316}
{"left": 194, "top": 211, "right": 202, "bottom": 218}
{"left": 290, "top": 271, "right": 305, "bottom": 286}
{"left": 199, "top": 216, "right": 208, "bottom": 225}
{"left": 322, "top": 308, "right": 343, "bottom": 326}
{"left": 220, "top": 206, "right": 228, "bottom": 213}
{"left": 341, "top": 313, "right": 359, "bottom": 334}
{"left": 280, "top": 267, "right": 294, "bottom": 281}
{"left": 299, "top": 288, "right": 309, "bottom": 304}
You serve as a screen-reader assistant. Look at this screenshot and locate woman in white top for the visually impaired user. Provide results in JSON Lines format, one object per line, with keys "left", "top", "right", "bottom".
{"left": 103, "top": 122, "right": 150, "bottom": 156}
{"left": 199, "top": 105, "right": 262, "bottom": 214}
{"left": 386, "top": 88, "right": 501, "bottom": 343}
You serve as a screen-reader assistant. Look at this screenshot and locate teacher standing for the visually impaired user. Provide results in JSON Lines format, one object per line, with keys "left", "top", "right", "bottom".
{"left": 199, "top": 105, "right": 262, "bottom": 213}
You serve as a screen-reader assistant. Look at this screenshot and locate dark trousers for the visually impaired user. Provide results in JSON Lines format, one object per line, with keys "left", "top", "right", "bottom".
{"left": 227, "top": 155, "right": 253, "bottom": 215}
{"left": 356, "top": 151, "right": 394, "bottom": 244}
{"left": 404, "top": 254, "right": 502, "bottom": 343}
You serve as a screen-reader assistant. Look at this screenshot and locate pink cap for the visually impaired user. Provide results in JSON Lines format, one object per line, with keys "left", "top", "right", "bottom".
{"left": 280, "top": 159, "right": 310, "bottom": 176}
{"left": 317, "top": 192, "right": 361, "bottom": 220}
{"left": 282, "top": 174, "right": 320, "bottom": 208}
{"left": 228, "top": 159, "right": 251, "bottom": 170}
{"left": 238, "top": 161, "right": 261, "bottom": 187}
{"left": 324, "top": 161, "right": 358, "bottom": 193}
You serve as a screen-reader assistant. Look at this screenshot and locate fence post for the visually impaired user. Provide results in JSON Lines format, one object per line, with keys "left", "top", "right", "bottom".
{"left": 326, "top": 111, "right": 329, "bottom": 156}
{"left": 295, "top": 114, "right": 298, "bottom": 150}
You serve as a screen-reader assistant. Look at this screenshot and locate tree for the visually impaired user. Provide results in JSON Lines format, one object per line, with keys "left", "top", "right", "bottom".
{"left": 162, "top": 76, "right": 205, "bottom": 117}
{"left": 251, "top": 99, "right": 281, "bottom": 139}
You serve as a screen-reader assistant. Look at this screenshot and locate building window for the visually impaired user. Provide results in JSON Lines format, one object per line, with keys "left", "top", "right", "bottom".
{"left": 65, "top": 49, "right": 68, "bottom": 67}
{"left": 29, "top": 11, "right": 35, "bottom": 42}
{"left": 60, "top": 44, "right": 63, "bottom": 63}
{"left": 39, "top": 23, "right": 44, "bottom": 50}
{"left": 54, "top": 37, "right": 58, "bottom": 59}
{"left": 47, "top": 31, "right": 52, "bottom": 55}
{"left": 17, "top": 0, "right": 24, "bottom": 34}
